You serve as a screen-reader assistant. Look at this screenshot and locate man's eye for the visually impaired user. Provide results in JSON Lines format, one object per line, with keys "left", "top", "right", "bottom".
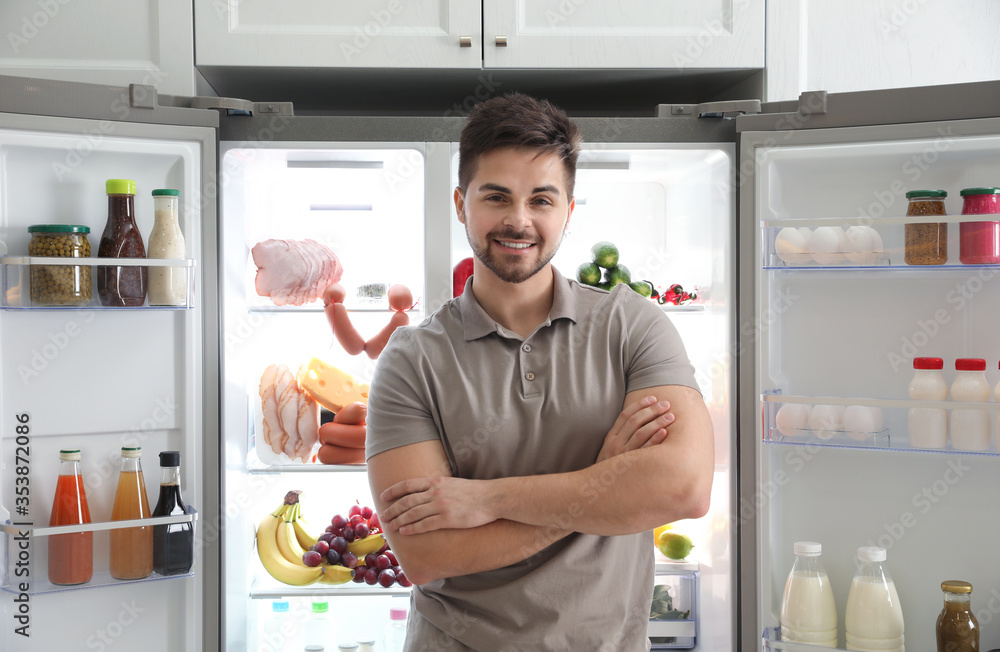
{"left": 485, "top": 194, "right": 505, "bottom": 202}
{"left": 532, "top": 197, "right": 553, "bottom": 206}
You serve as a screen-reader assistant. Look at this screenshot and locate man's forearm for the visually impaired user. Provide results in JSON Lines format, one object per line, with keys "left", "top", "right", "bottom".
{"left": 384, "top": 520, "right": 570, "bottom": 585}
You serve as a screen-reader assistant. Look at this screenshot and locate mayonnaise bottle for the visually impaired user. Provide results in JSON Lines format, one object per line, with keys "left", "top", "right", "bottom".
{"left": 908, "top": 357, "right": 948, "bottom": 448}
{"left": 845, "top": 546, "right": 904, "bottom": 652}
{"left": 950, "top": 358, "right": 991, "bottom": 451}
{"left": 147, "top": 188, "right": 187, "bottom": 306}
{"left": 780, "top": 541, "right": 838, "bottom": 647}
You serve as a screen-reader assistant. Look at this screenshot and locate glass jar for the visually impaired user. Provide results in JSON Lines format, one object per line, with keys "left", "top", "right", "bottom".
{"left": 936, "top": 580, "right": 979, "bottom": 652}
{"left": 959, "top": 187, "right": 1000, "bottom": 264}
{"left": 27, "top": 224, "right": 92, "bottom": 306}
{"left": 904, "top": 190, "right": 948, "bottom": 265}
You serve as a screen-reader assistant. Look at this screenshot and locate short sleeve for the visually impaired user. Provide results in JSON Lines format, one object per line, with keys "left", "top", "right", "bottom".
{"left": 365, "top": 328, "right": 443, "bottom": 460}
{"left": 619, "top": 289, "right": 701, "bottom": 395}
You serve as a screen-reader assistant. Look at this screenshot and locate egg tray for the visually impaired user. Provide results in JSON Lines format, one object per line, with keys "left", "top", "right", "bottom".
{"left": 767, "top": 426, "right": 891, "bottom": 448}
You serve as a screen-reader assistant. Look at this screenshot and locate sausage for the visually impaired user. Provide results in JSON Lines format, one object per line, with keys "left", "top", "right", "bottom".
{"left": 322, "top": 283, "right": 347, "bottom": 306}
{"left": 333, "top": 303, "right": 366, "bottom": 355}
{"left": 334, "top": 402, "right": 367, "bottom": 425}
{"left": 364, "top": 310, "right": 410, "bottom": 360}
{"left": 324, "top": 302, "right": 337, "bottom": 334}
{"left": 317, "top": 443, "right": 366, "bottom": 465}
{"left": 387, "top": 284, "right": 413, "bottom": 311}
{"left": 319, "top": 422, "right": 367, "bottom": 448}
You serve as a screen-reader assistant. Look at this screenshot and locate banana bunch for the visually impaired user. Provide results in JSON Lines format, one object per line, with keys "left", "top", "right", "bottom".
{"left": 255, "top": 492, "right": 354, "bottom": 586}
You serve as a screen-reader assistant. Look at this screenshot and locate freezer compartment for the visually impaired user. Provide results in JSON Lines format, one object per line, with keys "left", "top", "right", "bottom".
{"left": 1, "top": 256, "right": 196, "bottom": 309}
{"left": 763, "top": 394, "right": 1000, "bottom": 454}
{"left": 648, "top": 562, "right": 698, "bottom": 650}
{"left": 0, "top": 507, "right": 197, "bottom": 594}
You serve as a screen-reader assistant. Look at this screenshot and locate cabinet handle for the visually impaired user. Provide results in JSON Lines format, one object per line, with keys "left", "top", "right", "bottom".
{"left": 459, "top": 36, "right": 472, "bottom": 47}
{"left": 495, "top": 36, "right": 508, "bottom": 47}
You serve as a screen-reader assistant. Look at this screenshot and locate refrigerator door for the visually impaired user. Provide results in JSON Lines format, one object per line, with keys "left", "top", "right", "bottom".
{"left": 218, "top": 109, "right": 739, "bottom": 651}
{"left": 0, "top": 75, "right": 219, "bottom": 652}
{"left": 736, "top": 81, "right": 1000, "bottom": 651}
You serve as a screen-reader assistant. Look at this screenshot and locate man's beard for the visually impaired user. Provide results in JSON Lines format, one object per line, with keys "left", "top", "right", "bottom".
{"left": 466, "top": 226, "right": 563, "bottom": 284}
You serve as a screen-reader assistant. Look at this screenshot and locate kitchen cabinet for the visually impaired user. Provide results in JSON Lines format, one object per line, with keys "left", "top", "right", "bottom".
{"left": 194, "top": 0, "right": 763, "bottom": 71}
{"left": 0, "top": 0, "right": 196, "bottom": 96}
{"left": 765, "top": 0, "right": 1000, "bottom": 101}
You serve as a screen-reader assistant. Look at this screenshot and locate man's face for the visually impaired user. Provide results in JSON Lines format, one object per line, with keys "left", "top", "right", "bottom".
{"left": 456, "top": 147, "right": 575, "bottom": 285}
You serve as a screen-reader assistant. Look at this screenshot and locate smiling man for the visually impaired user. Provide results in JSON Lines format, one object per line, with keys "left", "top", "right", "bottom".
{"left": 365, "top": 93, "right": 714, "bottom": 651}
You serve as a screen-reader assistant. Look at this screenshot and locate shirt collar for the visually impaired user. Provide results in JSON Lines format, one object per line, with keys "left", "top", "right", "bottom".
{"left": 459, "top": 267, "right": 579, "bottom": 341}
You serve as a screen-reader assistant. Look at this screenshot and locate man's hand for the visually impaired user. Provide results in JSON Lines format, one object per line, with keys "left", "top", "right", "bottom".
{"left": 596, "top": 394, "right": 675, "bottom": 463}
{"left": 379, "top": 476, "right": 496, "bottom": 535}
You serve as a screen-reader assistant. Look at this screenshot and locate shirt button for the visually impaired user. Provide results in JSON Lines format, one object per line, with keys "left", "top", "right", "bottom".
{"left": 524, "top": 372, "right": 535, "bottom": 381}
{"left": 522, "top": 344, "right": 532, "bottom": 353}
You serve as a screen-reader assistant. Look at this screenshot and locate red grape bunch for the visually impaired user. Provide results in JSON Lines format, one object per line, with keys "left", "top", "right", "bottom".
{"left": 310, "top": 503, "right": 411, "bottom": 588}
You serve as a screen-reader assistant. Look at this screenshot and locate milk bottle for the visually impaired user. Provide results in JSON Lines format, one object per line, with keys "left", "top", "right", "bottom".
{"left": 780, "top": 541, "right": 838, "bottom": 647}
{"left": 949, "top": 358, "right": 991, "bottom": 450}
{"left": 845, "top": 546, "right": 904, "bottom": 652}
{"left": 908, "top": 357, "right": 948, "bottom": 448}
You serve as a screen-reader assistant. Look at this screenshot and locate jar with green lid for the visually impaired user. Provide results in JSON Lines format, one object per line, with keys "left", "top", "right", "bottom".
{"left": 27, "top": 224, "right": 92, "bottom": 306}
{"left": 959, "top": 187, "right": 1000, "bottom": 265}
{"left": 904, "top": 190, "right": 948, "bottom": 265}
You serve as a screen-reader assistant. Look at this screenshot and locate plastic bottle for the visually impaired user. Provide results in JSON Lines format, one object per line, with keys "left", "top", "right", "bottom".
{"left": 994, "top": 360, "right": 1000, "bottom": 404}
{"left": 147, "top": 188, "right": 187, "bottom": 306}
{"left": 949, "top": 358, "right": 991, "bottom": 451}
{"left": 845, "top": 546, "right": 904, "bottom": 652}
{"left": 110, "top": 446, "right": 153, "bottom": 579}
{"left": 47, "top": 449, "right": 93, "bottom": 585}
{"left": 908, "top": 357, "right": 948, "bottom": 448}
{"left": 936, "top": 580, "right": 979, "bottom": 652}
{"left": 382, "top": 606, "right": 408, "bottom": 652}
{"left": 301, "top": 600, "right": 334, "bottom": 651}
{"left": 259, "top": 600, "right": 292, "bottom": 652}
{"left": 98, "top": 178, "right": 147, "bottom": 306}
{"left": 779, "top": 541, "right": 838, "bottom": 647}
{"left": 152, "top": 450, "right": 193, "bottom": 576}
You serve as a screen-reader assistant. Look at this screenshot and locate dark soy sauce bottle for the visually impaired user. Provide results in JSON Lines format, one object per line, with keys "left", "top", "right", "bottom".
{"left": 152, "top": 450, "right": 194, "bottom": 576}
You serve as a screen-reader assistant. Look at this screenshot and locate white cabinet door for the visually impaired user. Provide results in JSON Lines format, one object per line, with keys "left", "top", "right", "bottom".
{"left": 483, "top": 0, "right": 764, "bottom": 69}
{"left": 766, "top": 0, "right": 1000, "bottom": 101}
{"left": 0, "top": 0, "right": 194, "bottom": 96}
{"left": 195, "top": 0, "right": 482, "bottom": 69}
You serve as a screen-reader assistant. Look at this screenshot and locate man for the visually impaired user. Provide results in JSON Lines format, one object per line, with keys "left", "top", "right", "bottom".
{"left": 366, "top": 92, "right": 714, "bottom": 651}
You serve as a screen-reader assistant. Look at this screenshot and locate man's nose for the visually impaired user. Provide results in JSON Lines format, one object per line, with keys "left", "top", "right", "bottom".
{"left": 504, "top": 203, "right": 531, "bottom": 229}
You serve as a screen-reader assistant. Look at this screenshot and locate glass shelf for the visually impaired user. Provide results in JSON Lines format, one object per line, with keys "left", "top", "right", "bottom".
{"left": 250, "top": 582, "right": 411, "bottom": 599}
{"left": 1, "top": 255, "right": 196, "bottom": 309}
{"left": 762, "top": 626, "right": 847, "bottom": 652}
{"left": 0, "top": 507, "right": 197, "bottom": 595}
{"left": 762, "top": 393, "right": 1000, "bottom": 456}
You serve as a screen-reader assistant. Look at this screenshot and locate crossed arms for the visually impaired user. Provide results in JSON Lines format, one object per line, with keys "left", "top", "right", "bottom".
{"left": 366, "top": 384, "right": 714, "bottom": 586}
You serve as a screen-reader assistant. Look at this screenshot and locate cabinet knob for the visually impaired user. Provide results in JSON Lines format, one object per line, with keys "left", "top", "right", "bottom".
{"left": 459, "top": 36, "right": 472, "bottom": 47}
{"left": 495, "top": 35, "right": 508, "bottom": 47}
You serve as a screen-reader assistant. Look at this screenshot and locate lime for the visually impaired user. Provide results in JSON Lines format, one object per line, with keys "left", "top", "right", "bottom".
{"left": 606, "top": 264, "right": 631, "bottom": 286}
{"left": 630, "top": 281, "right": 653, "bottom": 298}
{"left": 652, "top": 523, "right": 673, "bottom": 544}
{"left": 576, "top": 262, "right": 602, "bottom": 286}
{"left": 591, "top": 241, "right": 619, "bottom": 269}
{"left": 657, "top": 532, "right": 693, "bottom": 560}
{"left": 597, "top": 282, "right": 613, "bottom": 292}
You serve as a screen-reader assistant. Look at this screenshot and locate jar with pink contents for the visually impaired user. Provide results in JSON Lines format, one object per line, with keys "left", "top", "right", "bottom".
{"left": 958, "top": 187, "right": 1000, "bottom": 264}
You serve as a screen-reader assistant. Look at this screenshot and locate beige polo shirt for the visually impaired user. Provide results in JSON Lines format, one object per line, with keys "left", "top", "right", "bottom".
{"left": 366, "top": 268, "right": 699, "bottom": 651}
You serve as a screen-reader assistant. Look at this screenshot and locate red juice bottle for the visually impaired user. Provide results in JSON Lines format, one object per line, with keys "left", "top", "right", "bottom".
{"left": 47, "top": 449, "right": 93, "bottom": 585}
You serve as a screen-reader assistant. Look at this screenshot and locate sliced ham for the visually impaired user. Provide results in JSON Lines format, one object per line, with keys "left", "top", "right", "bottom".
{"left": 258, "top": 364, "right": 282, "bottom": 455}
{"left": 252, "top": 239, "right": 343, "bottom": 306}
{"left": 259, "top": 363, "right": 321, "bottom": 463}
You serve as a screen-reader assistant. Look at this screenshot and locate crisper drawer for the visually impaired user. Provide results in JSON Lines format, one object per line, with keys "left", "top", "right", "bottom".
{"left": 649, "top": 562, "right": 698, "bottom": 650}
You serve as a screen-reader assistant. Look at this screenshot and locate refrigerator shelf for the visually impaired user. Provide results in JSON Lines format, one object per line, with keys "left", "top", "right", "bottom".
{"left": 0, "top": 507, "right": 197, "bottom": 595}
{"left": 762, "top": 626, "right": 849, "bottom": 652}
{"left": 763, "top": 394, "right": 1000, "bottom": 455}
{"left": 250, "top": 584, "right": 411, "bottom": 599}
{"left": 1, "top": 255, "right": 197, "bottom": 309}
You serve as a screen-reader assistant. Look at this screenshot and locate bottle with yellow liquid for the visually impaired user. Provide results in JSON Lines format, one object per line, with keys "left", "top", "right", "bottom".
{"left": 110, "top": 446, "right": 153, "bottom": 580}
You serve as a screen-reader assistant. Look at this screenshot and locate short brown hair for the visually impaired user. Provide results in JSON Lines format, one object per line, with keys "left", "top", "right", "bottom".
{"left": 458, "top": 92, "right": 582, "bottom": 197}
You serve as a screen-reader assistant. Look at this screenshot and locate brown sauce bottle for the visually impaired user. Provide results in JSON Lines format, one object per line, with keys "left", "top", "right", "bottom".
{"left": 937, "top": 580, "right": 979, "bottom": 652}
{"left": 98, "top": 179, "right": 147, "bottom": 306}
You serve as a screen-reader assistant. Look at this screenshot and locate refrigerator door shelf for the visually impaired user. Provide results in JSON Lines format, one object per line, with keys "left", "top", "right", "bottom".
{"left": 1, "top": 256, "right": 197, "bottom": 310}
{"left": 762, "top": 626, "right": 845, "bottom": 652}
{"left": 649, "top": 567, "right": 698, "bottom": 650}
{"left": 0, "top": 507, "right": 197, "bottom": 595}
{"left": 764, "top": 394, "right": 1000, "bottom": 455}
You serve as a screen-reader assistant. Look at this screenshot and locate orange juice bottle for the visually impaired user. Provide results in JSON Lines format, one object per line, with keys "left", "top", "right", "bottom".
{"left": 109, "top": 446, "right": 153, "bottom": 579}
{"left": 48, "top": 449, "right": 93, "bottom": 585}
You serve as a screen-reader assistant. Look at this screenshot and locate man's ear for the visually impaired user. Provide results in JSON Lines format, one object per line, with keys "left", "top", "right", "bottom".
{"left": 454, "top": 187, "right": 466, "bottom": 224}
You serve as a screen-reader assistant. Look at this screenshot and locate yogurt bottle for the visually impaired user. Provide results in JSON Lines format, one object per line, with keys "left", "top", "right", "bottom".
{"left": 908, "top": 357, "right": 948, "bottom": 448}
{"left": 845, "top": 546, "right": 904, "bottom": 652}
{"left": 949, "top": 358, "right": 991, "bottom": 451}
{"left": 780, "top": 541, "right": 838, "bottom": 647}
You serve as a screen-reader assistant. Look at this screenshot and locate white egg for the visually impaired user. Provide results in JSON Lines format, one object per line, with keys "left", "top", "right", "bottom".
{"left": 810, "top": 227, "right": 848, "bottom": 265}
{"left": 844, "top": 225, "right": 875, "bottom": 264}
{"left": 808, "top": 404, "right": 845, "bottom": 439}
{"left": 775, "top": 227, "right": 812, "bottom": 265}
{"left": 844, "top": 405, "right": 877, "bottom": 441}
{"left": 866, "top": 227, "right": 884, "bottom": 254}
{"left": 775, "top": 403, "right": 811, "bottom": 437}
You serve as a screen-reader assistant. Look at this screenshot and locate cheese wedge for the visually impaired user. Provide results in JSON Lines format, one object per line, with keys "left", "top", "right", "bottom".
{"left": 297, "top": 357, "right": 370, "bottom": 412}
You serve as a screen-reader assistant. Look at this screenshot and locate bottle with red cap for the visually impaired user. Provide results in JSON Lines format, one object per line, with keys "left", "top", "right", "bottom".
{"left": 949, "top": 358, "right": 991, "bottom": 451}
{"left": 908, "top": 357, "right": 948, "bottom": 448}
